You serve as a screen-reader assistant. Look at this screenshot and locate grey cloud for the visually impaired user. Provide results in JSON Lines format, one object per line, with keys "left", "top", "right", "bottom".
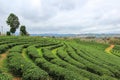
{"left": 0, "top": 0, "right": 120, "bottom": 34}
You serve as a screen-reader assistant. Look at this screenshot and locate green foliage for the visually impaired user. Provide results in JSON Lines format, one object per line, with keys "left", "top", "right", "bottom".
{"left": 6, "top": 31, "right": 11, "bottom": 36}
{"left": 26, "top": 46, "right": 41, "bottom": 61}
{"left": 0, "top": 44, "right": 9, "bottom": 54}
{"left": 6, "top": 13, "right": 20, "bottom": 34}
{"left": 10, "top": 28, "right": 16, "bottom": 34}
{"left": 9, "top": 45, "right": 24, "bottom": 53}
{"left": 0, "top": 69, "right": 12, "bottom": 80}
{"left": 0, "top": 36, "right": 120, "bottom": 80}
{"left": 22, "top": 62, "right": 48, "bottom": 80}
{"left": 0, "top": 73, "right": 12, "bottom": 80}
{"left": 7, "top": 45, "right": 48, "bottom": 80}
{"left": 57, "top": 47, "right": 86, "bottom": 69}
{"left": 35, "top": 58, "right": 88, "bottom": 80}
{"left": 48, "top": 44, "right": 63, "bottom": 50}
{"left": 7, "top": 52, "right": 23, "bottom": 76}
{"left": 20, "top": 25, "right": 28, "bottom": 36}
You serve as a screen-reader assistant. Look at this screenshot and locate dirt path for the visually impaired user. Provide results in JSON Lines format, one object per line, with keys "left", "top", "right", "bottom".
{"left": 0, "top": 50, "right": 22, "bottom": 80}
{"left": 105, "top": 44, "right": 115, "bottom": 53}
{"left": 0, "top": 51, "right": 9, "bottom": 68}
{"left": 13, "top": 77, "right": 22, "bottom": 80}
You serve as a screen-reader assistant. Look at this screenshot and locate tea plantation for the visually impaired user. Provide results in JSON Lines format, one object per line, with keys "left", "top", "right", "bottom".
{"left": 0, "top": 36, "right": 120, "bottom": 80}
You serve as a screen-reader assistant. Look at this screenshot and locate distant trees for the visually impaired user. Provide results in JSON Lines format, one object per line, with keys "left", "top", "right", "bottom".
{"left": 6, "top": 13, "right": 29, "bottom": 36}
{"left": 6, "top": 13, "right": 20, "bottom": 34}
{"left": 20, "top": 25, "right": 28, "bottom": 36}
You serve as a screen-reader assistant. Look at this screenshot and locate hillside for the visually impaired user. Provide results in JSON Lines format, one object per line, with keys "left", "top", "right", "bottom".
{"left": 0, "top": 36, "right": 120, "bottom": 80}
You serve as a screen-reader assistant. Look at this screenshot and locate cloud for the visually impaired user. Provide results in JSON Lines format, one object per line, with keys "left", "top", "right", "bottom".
{"left": 0, "top": 0, "right": 120, "bottom": 34}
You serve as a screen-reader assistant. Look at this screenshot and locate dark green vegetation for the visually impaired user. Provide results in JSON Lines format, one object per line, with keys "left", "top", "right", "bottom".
{"left": 0, "top": 36, "right": 120, "bottom": 80}
{"left": 20, "top": 25, "right": 28, "bottom": 36}
{"left": 6, "top": 13, "right": 28, "bottom": 36}
{"left": 6, "top": 13, "right": 20, "bottom": 34}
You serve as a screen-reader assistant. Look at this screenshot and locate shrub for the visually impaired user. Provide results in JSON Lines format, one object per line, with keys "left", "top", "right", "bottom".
{"left": 6, "top": 31, "right": 11, "bottom": 36}
{"left": 0, "top": 73, "right": 12, "bottom": 80}
{"left": 26, "top": 46, "right": 41, "bottom": 61}
{"left": 7, "top": 51, "right": 48, "bottom": 80}
{"left": 0, "top": 44, "right": 9, "bottom": 54}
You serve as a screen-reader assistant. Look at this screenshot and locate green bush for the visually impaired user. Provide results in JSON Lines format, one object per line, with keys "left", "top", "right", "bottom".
{"left": 7, "top": 52, "right": 23, "bottom": 76}
{"left": 6, "top": 31, "right": 11, "bottom": 36}
{"left": 7, "top": 51, "right": 48, "bottom": 80}
{"left": 9, "top": 45, "right": 24, "bottom": 53}
{"left": 35, "top": 58, "right": 88, "bottom": 80}
{"left": 42, "top": 48, "right": 57, "bottom": 61}
{"left": 22, "top": 62, "right": 48, "bottom": 80}
{"left": 0, "top": 44, "right": 9, "bottom": 54}
{"left": 26, "top": 46, "right": 41, "bottom": 61}
{"left": 0, "top": 73, "right": 12, "bottom": 80}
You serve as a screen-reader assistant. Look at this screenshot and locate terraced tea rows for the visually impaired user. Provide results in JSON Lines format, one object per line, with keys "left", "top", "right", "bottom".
{"left": 0, "top": 36, "right": 120, "bottom": 80}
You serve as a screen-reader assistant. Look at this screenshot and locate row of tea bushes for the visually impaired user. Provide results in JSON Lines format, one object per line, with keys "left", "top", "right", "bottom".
{"left": 7, "top": 45, "right": 49, "bottom": 80}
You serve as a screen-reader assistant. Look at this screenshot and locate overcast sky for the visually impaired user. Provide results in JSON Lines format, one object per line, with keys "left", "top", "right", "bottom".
{"left": 0, "top": 0, "right": 120, "bottom": 34}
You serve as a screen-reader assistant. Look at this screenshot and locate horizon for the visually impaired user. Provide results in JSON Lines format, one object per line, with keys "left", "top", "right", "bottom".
{"left": 0, "top": 0, "right": 120, "bottom": 34}
{"left": 30, "top": 33, "right": 120, "bottom": 34}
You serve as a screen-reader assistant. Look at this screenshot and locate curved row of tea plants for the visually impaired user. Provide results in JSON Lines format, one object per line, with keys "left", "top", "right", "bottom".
{"left": 0, "top": 36, "right": 120, "bottom": 80}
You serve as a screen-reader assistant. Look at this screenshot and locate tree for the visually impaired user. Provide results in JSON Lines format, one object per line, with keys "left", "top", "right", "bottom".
{"left": 6, "top": 31, "right": 11, "bottom": 36}
{"left": 10, "top": 28, "right": 16, "bottom": 34}
{"left": 20, "top": 25, "right": 28, "bottom": 36}
{"left": 6, "top": 13, "right": 20, "bottom": 34}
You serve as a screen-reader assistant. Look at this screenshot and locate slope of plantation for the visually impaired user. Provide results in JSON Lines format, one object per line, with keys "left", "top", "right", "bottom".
{"left": 73, "top": 38, "right": 110, "bottom": 50}
{"left": 67, "top": 40, "right": 120, "bottom": 79}
{"left": 7, "top": 45, "right": 49, "bottom": 80}
{"left": 28, "top": 46, "right": 88, "bottom": 80}
{"left": 111, "top": 45, "right": 120, "bottom": 57}
{"left": 0, "top": 36, "right": 59, "bottom": 80}
{"left": 0, "top": 36, "right": 120, "bottom": 80}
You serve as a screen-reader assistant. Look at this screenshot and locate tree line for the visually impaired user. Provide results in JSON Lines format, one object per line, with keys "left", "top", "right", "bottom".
{"left": 6, "top": 13, "right": 29, "bottom": 36}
